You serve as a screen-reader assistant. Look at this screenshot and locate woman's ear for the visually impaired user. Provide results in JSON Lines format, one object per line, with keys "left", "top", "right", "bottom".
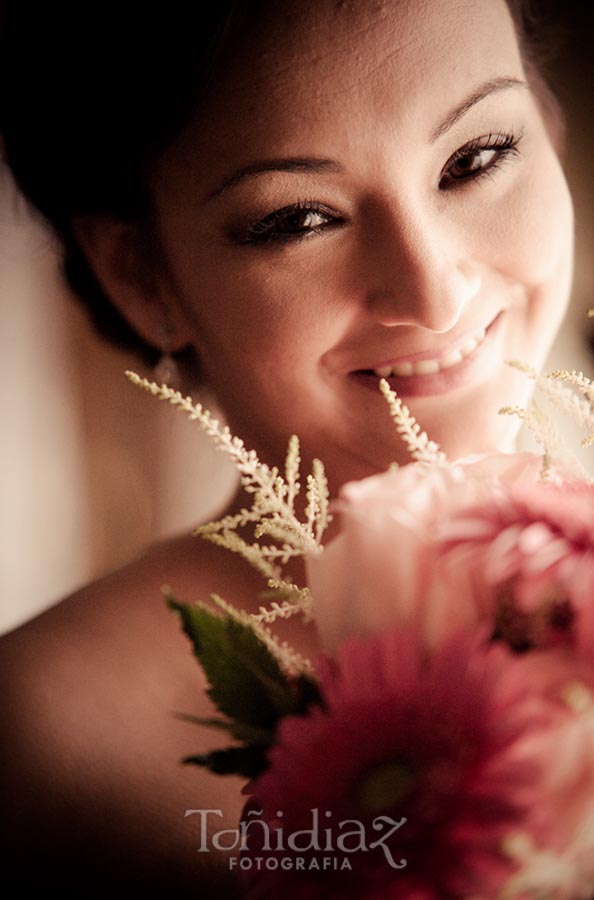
{"left": 71, "top": 214, "right": 190, "bottom": 351}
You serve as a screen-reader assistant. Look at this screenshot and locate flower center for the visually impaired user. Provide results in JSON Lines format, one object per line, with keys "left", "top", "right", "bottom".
{"left": 354, "top": 760, "right": 415, "bottom": 814}
{"left": 492, "top": 584, "right": 573, "bottom": 652}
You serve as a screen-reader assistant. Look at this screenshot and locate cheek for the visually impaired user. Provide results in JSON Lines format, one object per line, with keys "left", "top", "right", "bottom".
{"left": 489, "top": 148, "right": 574, "bottom": 303}
{"left": 176, "top": 243, "right": 350, "bottom": 374}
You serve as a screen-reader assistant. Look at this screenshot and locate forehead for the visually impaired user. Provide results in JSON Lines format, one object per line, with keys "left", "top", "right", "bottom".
{"left": 158, "top": 0, "right": 522, "bottom": 181}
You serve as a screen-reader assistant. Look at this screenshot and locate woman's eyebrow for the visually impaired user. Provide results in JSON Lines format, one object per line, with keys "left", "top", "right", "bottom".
{"left": 202, "top": 158, "right": 343, "bottom": 205}
{"left": 431, "top": 76, "right": 529, "bottom": 141}
{"left": 202, "top": 77, "right": 527, "bottom": 205}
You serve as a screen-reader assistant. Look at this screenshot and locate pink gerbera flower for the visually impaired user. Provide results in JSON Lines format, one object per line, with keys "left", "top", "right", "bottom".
{"left": 240, "top": 628, "right": 594, "bottom": 899}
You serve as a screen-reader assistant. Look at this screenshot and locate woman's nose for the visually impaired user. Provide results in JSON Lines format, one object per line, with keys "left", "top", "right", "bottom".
{"left": 363, "top": 204, "right": 481, "bottom": 333}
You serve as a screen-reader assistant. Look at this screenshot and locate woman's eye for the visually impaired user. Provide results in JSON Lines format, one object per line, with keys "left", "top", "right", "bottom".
{"left": 440, "top": 131, "right": 522, "bottom": 189}
{"left": 238, "top": 201, "right": 342, "bottom": 245}
{"left": 448, "top": 147, "right": 498, "bottom": 178}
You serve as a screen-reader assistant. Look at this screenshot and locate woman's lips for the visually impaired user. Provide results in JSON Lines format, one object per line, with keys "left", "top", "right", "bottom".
{"left": 350, "top": 312, "right": 504, "bottom": 398}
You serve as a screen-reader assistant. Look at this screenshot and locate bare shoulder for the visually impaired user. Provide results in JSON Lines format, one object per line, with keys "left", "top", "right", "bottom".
{"left": 0, "top": 534, "right": 260, "bottom": 893}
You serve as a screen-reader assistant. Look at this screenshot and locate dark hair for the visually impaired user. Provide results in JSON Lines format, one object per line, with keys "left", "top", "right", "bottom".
{"left": 0, "top": 2, "right": 251, "bottom": 375}
{"left": 0, "top": 1, "right": 565, "bottom": 374}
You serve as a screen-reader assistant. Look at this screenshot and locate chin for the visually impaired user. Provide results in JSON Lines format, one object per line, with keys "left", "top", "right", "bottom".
{"left": 412, "top": 386, "right": 527, "bottom": 462}
{"left": 446, "top": 423, "right": 521, "bottom": 460}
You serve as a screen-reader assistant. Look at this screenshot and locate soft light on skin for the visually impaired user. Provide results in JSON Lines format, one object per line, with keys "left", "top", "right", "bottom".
{"left": 139, "top": 0, "right": 573, "bottom": 494}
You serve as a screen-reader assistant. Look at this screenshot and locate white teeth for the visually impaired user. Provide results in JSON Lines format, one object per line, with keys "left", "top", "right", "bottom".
{"left": 461, "top": 336, "right": 478, "bottom": 356}
{"left": 439, "top": 349, "right": 463, "bottom": 369}
{"left": 414, "top": 359, "right": 441, "bottom": 375}
{"left": 375, "top": 365, "right": 393, "bottom": 378}
{"left": 392, "top": 361, "right": 414, "bottom": 376}
{"left": 372, "top": 327, "right": 488, "bottom": 378}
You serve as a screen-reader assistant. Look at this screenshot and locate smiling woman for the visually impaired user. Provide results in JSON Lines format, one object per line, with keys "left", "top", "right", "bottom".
{"left": 0, "top": 0, "right": 581, "bottom": 893}
{"left": 122, "top": 0, "right": 572, "bottom": 496}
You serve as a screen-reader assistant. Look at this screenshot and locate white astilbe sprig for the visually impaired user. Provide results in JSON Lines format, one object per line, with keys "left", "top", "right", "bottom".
{"left": 506, "top": 361, "right": 594, "bottom": 446}
{"left": 498, "top": 401, "right": 590, "bottom": 484}
{"left": 499, "top": 404, "right": 556, "bottom": 481}
{"left": 499, "top": 361, "right": 594, "bottom": 479}
{"left": 209, "top": 594, "right": 313, "bottom": 676}
{"left": 255, "top": 580, "right": 314, "bottom": 625}
{"left": 306, "top": 459, "right": 331, "bottom": 544}
{"left": 126, "top": 371, "right": 330, "bottom": 622}
{"left": 379, "top": 378, "right": 448, "bottom": 466}
{"left": 284, "top": 433, "right": 301, "bottom": 511}
{"left": 549, "top": 369, "right": 594, "bottom": 447}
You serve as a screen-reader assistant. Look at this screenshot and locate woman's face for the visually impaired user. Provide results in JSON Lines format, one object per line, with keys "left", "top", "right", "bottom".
{"left": 149, "top": 0, "right": 573, "bottom": 492}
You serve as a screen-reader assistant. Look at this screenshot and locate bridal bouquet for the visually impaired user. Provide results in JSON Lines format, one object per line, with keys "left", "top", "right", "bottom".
{"left": 129, "top": 359, "right": 594, "bottom": 900}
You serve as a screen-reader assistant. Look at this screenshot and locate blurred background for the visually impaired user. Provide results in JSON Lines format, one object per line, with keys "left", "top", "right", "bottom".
{"left": 1, "top": 2, "right": 593, "bottom": 634}
{"left": 0, "top": 174, "right": 239, "bottom": 634}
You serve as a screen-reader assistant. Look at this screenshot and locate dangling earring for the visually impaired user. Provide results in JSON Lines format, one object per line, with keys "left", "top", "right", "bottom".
{"left": 154, "top": 350, "right": 180, "bottom": 387}
{"left": 154, "top": 321, "right": 181, "bottom": 388}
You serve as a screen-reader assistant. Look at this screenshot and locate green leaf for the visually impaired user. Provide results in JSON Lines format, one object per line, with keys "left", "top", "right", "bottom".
{"left": 175, "top": 712, "right": 275, "bottom": 746}
{"left": 184, "top": 745, "right": 269, "bottom": 778}
{"left": 168, "top": 596, "right": 300, "bottom": 730}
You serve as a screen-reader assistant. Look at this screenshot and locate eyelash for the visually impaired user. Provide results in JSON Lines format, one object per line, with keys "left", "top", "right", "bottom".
{"left": 237, "top": 130, "right": 522, "bottom": 246}
{"left": 234, "top": 199, "right": 341, "bottom": 247}
{"left": 439, "top": 130, "right": 522, "bottom": 189}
